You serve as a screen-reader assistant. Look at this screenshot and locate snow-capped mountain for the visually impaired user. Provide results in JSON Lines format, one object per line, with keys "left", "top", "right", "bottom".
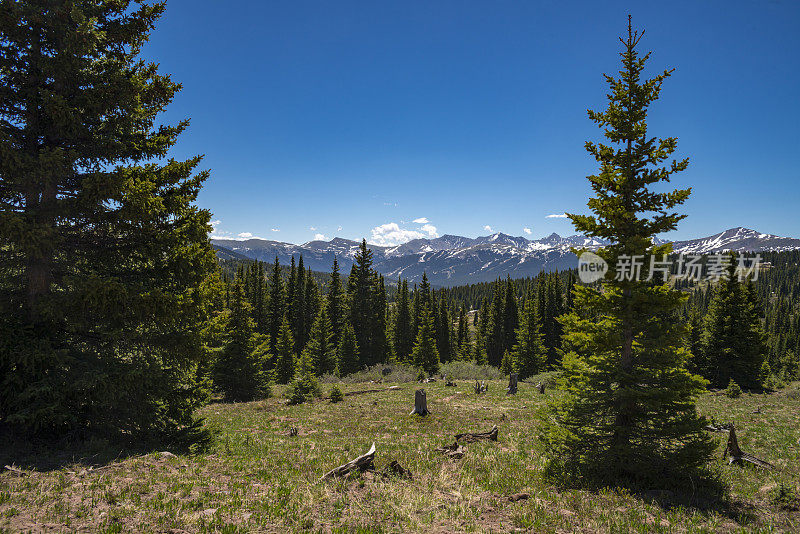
{"left": 211, "top": 227, "right": 800, "bottom": 287}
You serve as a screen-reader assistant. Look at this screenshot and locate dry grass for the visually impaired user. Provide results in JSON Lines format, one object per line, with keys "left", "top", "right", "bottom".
{"left": 1, "top": 380, "right": 799, "bottom": 533}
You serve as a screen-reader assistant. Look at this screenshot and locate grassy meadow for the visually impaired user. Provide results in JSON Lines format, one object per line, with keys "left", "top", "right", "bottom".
{"left": 1, "top": 378, "right": 799, "bottom": 533}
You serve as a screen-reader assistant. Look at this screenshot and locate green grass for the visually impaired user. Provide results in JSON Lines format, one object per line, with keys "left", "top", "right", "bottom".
{"left": 1, "top": 380, "right": 799, "bottom": 532}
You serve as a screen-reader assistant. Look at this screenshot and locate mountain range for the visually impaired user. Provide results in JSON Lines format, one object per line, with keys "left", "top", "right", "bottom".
{"left": 212, "top": 227, "right": 800, "bottom": 287}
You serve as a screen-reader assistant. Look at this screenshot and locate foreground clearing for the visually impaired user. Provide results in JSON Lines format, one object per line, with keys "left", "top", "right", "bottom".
{"left": 2, "top": 380, "right": 799, "bottom": 532}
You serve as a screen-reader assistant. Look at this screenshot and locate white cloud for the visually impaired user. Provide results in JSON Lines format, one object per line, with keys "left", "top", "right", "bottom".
{"left": 271, "top": 228, "right": 280, "bottom": 232}
{"left": 309, "top": 226, "right": 317, "bottom": 231}
{"left": 413, "top": 217, "right": 429, "bottom": 224}
{"left": 369, "top": 222, "right": 440, "bottom": 247}
{"left": 523, "top": 227, "right": 532, "bottom": 235}
{"left": 237, "top": 232, "right": 253, "bottom": 238}
{"left": 483, "top": 225, "right": 492, "bottom": 232}
{"left": 211, "top": 220, "right": 221, "bottom": 227}
{"left": 546, "top": 213, "right": 568, "bottom": 219}
{"left": 337, "top": 225, "right": 343, "bottom": 231}
{"left": 314, "top": 233, "right": 327, "bottom": 241}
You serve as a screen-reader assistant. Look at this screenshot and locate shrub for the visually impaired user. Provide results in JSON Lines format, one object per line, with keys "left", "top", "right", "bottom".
{"left": 330, "top": 385, "right": 344, "bottom": 403}
{"left": 726, "top": 378, "right": 742, "bottom": 398}
{"left": 439, "top": 361, "right": 504, "bottom": 380}
{"left": 341, "top": 363, "right": 418, "bottom": 384}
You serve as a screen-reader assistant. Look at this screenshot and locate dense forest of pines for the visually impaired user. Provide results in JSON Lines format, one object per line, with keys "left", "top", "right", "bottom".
{"left": 207, "top": 245, "right": 800, "bottom": 404}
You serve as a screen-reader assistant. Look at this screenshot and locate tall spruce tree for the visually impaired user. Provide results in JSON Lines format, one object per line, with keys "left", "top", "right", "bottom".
{"left": 412, "top": 306, "right": 440, "bottom": 376}
{"left": 337, "top": 323, "right": 360, "bottom": 377}
{"left": 303, "top": 304, "right": 337, "bottom": 376}
{"left": 274, "top": 318, "right": 296, "bottom": 384}
{"left": 0, "top": 1, "right": 216, "bottom": 437}
{"left": 543, "top": 18, "right": 715, "bottom": 487}
{"left": 326, "top": 258, "right": 347, "bottom": 349}
{"left": 392, "top": 279, "right": 413, "bottom": 362}
{"left": 213, "top": 281, "right": 267, "bottom": 401}
{"left": 265, "top": 257, "right": 285, "bottom": 356}
{"left": 348, "top": 240, "right": 387, "bottom": 366}
{"left": 512, "top": 292, "right": 546, "bottom": 379}
{"left": 701, "top": 255, "right": 766, "bottom": 389}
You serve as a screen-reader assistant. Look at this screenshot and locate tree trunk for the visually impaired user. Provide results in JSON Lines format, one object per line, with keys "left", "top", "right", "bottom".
{"left": 410, "top": 388, "right": 429, "bottom": 416}
{"left": 507, "top": 373, "right": 518, "bottom": 395}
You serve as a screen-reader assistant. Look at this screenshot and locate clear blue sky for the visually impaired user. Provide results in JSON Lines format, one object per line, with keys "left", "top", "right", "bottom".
{"left": 145, "top": 0, "right": 800, "bottom": 246}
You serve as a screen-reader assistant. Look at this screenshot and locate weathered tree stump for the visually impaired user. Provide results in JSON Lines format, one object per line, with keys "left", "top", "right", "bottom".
{"left": 320, "top": 442, "right": 376, "bottom": 480}
{"left": 536, "top": 382, "right": 546, "bottom": 394}
{"left": 435, "top": 441, "right": 465, "bottom": 459}
{"left": 474, "top": 380, "right": 488, "bottom": 394}
{"left": 507, "top": 373, "right": 518, "bottom": 395}
{"left": 704, "top": 422, "right": 774, "bottom": 469}
{"left": 410, "top": 388, "right": 429, "bottom": 416}
{"left": 455, "top": 425, "right": 498, "bottom": 443}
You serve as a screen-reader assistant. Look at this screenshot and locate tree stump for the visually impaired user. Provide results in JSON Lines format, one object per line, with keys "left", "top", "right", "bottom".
{"left": 536, "top": 382, "right": 546, "bottom": 394}
{"left": 474, "top": 380, "right": 488, "bottom": 394}
{"left": 410, "top": 388, "right": 429, "bottom": 416}
{"left": 507, "top": 373, "right": 518, "bottom": 395}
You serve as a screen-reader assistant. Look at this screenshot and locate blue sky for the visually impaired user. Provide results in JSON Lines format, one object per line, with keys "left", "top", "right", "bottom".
{"left": 145, "top": 0, "right": 800, "bottom": 246}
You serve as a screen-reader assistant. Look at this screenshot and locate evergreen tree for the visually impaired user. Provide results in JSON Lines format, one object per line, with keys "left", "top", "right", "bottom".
{"left": 303, "top": 304, "right": 337, "bottom": 376}
{"left": 287, "top": 347, "right": 321, "bottom": 405}
{"left": 213, "top": 281, "right": 267, "bottom": 401}
{"left": 438, "top": 297, "right": 453, "bottom": 362}
{"left": 486, "top": 279, "right": 506, "bottom": 366}
{"left": 0, "top": 1, "right": 216, "bottom": 437}
{"left": 348, "top": 240, "right": 387, "bottom": 366}
{"left": 266, "top": 257, "right": 285, "bottom": 356}
{"left": 392, "top": 279, "right": 414, "bottom": 363}
{"left": 412, "top": 306, "right": 440, "bottom": 376}
{"left": 502, "top": 277, "right": 520, "bottom": 355}
{"left": 512, "top": 292, "right": 546, "bottom": 379}
{"left": 337, "top": 323, "right": 360, "bottom": 377}
{"left": 274, "top": 318, "right": 296, "bottom": 384}
{"left": 701, "top": 255, "right": 767, "bottom": 389}
{"left": 542, "top": 19, "right": 715, "bottom": 487}
{"left": 327, "top": 258, "right": 347, "bottom": 349}
{"left": 291, "top": 256, "right": 307, "bottom": 349}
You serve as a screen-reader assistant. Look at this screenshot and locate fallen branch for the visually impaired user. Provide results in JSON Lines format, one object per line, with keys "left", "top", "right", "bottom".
{"left": 3, "top": 465, "right": 27, "bottom": 476}
{"left": 455, "top": 425, "right": 498, "bottom": 443}
{"left": 320, "top": 443, "right": 376, "bottom": 480}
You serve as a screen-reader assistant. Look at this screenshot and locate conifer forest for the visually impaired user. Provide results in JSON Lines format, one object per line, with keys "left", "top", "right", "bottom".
{"left": 1, "top": 2, "right": 799, "bottom": 532}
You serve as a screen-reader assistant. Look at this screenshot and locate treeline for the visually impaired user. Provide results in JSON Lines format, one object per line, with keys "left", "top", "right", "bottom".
{"left": 206, "top": 240, "right": 579, "bottom": 401}
{"left": 208, "top": 246, "right": 800, "bottom": 402}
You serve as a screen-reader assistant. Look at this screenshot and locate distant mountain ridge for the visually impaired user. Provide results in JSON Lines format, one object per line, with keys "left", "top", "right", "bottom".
{"left": 211, "top": 227, "right": 800, "bottom": 287}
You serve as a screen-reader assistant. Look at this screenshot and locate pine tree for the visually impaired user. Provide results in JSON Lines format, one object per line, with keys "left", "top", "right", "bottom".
{"left": 502, "top": 277, "right": 520, "bottom": 355}
{"left": 303, "top": 304, "right": 337, "bottom": 376}
{"left": 327, "top": 258, "right": 347, "bottom": 349}
{"left": 392, "top": 280, "right": 414, "bottom": 362}
{"left": 542, "top": 18, "right": 715, "bottom": 487}
{"left": 0, "top": 1, "right": 216, "bottom": 437}
{"left": 348, "top": 240, "right": 387, "bottom": 366}
{"left": 701, "top": 255, "right": 766, "bottom": 389}
{"left": 337, "top": 323, "right": 360, "bottom": 377}
{"left": 213, "top": 281, "right": 267, "bottom": 401}
{"left": 412, "top": 306, "right": 440, "bottom": 376}
{"left": 512, "top": 292, "right": 546, "bottom": 379}
{"left": 287, "top": 343, "right": 322, "bottom": 404}
{"left": 291, "top": 256, "right": 307, "bottom": 349}
{"left": 266, "top": 257, "right": 285, "bottom": 357}
{"left": 486, "top": 280, "right": 506, "bottom": 367}
{"left": 274, "top": 318, "right": 296, "bottom": 384}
